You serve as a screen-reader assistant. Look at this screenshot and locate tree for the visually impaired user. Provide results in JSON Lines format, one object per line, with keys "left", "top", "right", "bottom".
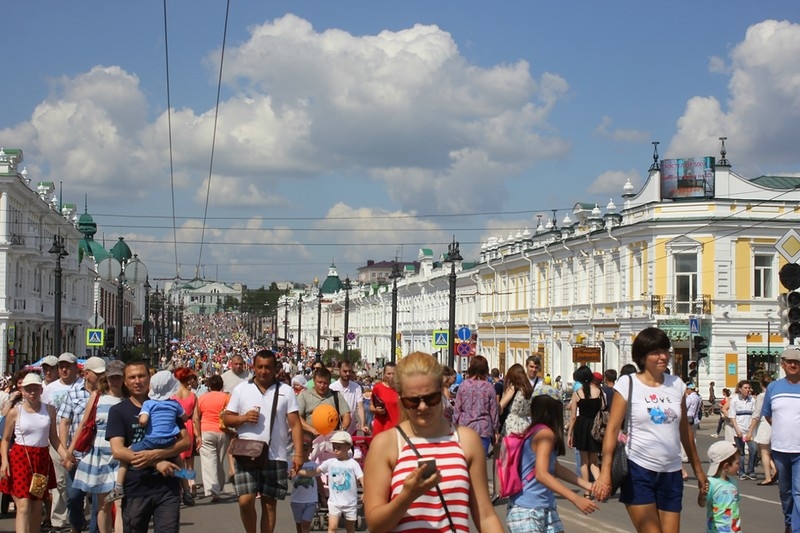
{"left": 322, "top": 348, "right": 361, "bottom": 367}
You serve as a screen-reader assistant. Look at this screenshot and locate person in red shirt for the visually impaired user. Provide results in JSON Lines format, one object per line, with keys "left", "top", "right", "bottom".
{"left": 370, "top": 363, "right": 400, "bottom": 435}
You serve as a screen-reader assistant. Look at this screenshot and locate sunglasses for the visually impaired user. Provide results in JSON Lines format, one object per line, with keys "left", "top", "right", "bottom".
{"left": 400, "top": 391, "right": 443, "bottom": 409}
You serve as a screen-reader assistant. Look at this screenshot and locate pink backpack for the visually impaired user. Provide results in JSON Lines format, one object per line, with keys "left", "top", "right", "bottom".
{"left": 495, "top": 423, "right": 547, "bottom": 498}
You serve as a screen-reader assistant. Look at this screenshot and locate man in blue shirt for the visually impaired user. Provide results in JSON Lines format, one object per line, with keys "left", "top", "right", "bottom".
{"left": 762, "top": 347, "right": 800, "bottom": 533}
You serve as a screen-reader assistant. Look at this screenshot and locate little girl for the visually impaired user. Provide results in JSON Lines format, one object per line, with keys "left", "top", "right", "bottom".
{"left": 507, "top": 386, "right": 599, "bottom": 533}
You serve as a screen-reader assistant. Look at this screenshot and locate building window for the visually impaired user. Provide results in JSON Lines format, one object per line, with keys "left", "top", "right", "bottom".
{"left": 754, "top": 254, "right": 774, "bottom": 298}
{"left": 675, "top": 253, "right": 698, "bottom": 313}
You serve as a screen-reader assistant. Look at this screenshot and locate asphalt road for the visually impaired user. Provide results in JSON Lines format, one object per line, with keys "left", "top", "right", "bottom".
{"left": 0, "top": 423, "right": 786, "bottom": 532}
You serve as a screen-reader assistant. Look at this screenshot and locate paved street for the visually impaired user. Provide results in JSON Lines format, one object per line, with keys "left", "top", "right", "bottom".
{"left": 0, "top": 424, "right": 786, "bottom": 532}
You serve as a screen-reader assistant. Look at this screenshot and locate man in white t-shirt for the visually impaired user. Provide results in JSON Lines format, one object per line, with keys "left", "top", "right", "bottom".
{"left": 42, "top": 352, "right": 84, "bottom": 530}
{"left": 729, "top": 379, "right": 757, "bottom": 480}
{"left": 526, "top": 355, "right": 543, "bottom": 391}
{"left": 223, "top": 349, "right": 303, "bottom": 533}
{"left": 330, "top": 361, "right": 368, "bottom": 435}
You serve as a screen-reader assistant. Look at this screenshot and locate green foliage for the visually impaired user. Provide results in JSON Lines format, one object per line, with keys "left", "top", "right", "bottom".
{"left": 241, "top": 282, "right": 286, "bottom": 316}
{"left": 321, "top": 348, "right": 361, "bottom": 366}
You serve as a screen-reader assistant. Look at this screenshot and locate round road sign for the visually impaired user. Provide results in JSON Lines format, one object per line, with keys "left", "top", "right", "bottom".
{"left": 457, "top": 342, "right": 471, "bottom": 356}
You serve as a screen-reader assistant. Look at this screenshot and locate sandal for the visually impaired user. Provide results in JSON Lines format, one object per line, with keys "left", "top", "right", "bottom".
{"left": 758, "top": 476, "right": 777, "bottom": 486}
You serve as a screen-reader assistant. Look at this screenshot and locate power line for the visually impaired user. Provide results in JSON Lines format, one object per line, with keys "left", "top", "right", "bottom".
{"left": 162, "top": 0, "right": 180, "bottom": 279}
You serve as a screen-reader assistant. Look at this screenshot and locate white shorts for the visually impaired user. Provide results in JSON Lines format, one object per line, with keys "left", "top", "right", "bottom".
{"left": 328, "top": 502, "right": 357, "bottom": 521}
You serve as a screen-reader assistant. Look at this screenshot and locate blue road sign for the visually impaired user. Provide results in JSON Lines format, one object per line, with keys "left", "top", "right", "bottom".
{"left": 457, "top": 327, "right": 471, "bottom": 341}
{"left": 432, "top": 330, "right": 449, "bottom": 348}
{"left": 457, "top": 342, "right": 471, "bottom": 356}
{"left": 689, "top": 317, "right": 699, "bottom": 334}
{"left": 86, "top": 328, "right": 104, "bottom": 347}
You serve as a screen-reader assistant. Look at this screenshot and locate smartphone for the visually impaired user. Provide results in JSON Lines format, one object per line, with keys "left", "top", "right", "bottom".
{"left": 419, "top": 458, "right": 437, "bottom": 478}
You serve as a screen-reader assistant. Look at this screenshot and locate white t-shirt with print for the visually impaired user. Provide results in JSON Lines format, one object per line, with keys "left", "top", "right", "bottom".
{"left": 615, "top": 373, "right": 687, "bottom": 472}
{"left": 319, "top": 457, "right": 363, "bottom": 508}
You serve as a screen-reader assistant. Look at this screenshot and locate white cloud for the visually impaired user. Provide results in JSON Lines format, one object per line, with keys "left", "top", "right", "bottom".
{"left": 587, "top": 169, "right": 641, "bottom": 195}
{"left": 593, "top": 116, "right": 650, "bottom": 143}
{"left": 668, "top": 20, "right": 800, "bottom": 169}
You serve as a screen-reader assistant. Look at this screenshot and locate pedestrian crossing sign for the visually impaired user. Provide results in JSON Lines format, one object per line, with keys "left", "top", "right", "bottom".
{"left": 86, "top": 328, "right": 104, "bottom": 347}
{"left": 432, "top": 330, "right": 449, "bottom": 348}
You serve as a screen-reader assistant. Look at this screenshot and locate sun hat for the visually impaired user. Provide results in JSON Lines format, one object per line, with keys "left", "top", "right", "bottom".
{"left": 106, "top": 360, "right": 125, "bottom": 378}
{"left": 781, "top": 347, "right": 800, "bottom": 362}
{"left": 330, "top": 431, "right": 353, "bottom": 446}
{"left": 58, "top": 352, "right": 77, "bottom": 364}
{"left": 707, "top": 441, "right": 738, "bottom": 476}
{"left": 84, "top": 357, "right": 106, "bottom": 374}
{"left": 533, "top": 385, "right": 562, "bottom": 401}
{"left": 41, "top": 355, "right": 59, "bottom": 367}
{"left": 149, "top": 370, "right": 180, "bottom": 401}
{"left": 21, "top": 373, "right": 43, "bottom": 388}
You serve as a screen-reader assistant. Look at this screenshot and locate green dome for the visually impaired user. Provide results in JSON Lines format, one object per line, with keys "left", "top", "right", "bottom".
{"left": 110, "top": 237, "right": 132, "bottom": 263}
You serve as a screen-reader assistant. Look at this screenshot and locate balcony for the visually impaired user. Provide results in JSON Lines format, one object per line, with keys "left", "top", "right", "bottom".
{"left": 650, "top": 294, "right": 711, "bottom": 315}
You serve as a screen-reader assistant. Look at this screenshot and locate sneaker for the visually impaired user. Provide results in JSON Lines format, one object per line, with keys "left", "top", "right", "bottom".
{"left": 746, "top": 473, "right": 758, "bottom": 480}
{"left": 738, "top": 474, "right": 748, "bottom": 480}
{"left": 710, "top": 433, "right": 718, "bottom": 438}
{"left": 182, "top": 492, "right": 195, "bottom": 507}
{"left": 104, "top": 487, "right": 125, "bottom": 505}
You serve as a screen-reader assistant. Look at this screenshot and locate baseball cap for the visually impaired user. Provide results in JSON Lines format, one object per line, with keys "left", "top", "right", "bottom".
{"left": 58, "top": 352, "right": 77, "bottom": 364}
{"left": 592, "top": 372, "right": 603, "bottom": 382}
{"left": 329, "top": 431, "right": 353, "bottom": 446}
{"left": 707, "top": 441, "right": 738, "bottom": 476}
{"left": 84, "top": 357, "right": 106, "bottom": 374}
{"left": 41, "top": 355, "right": 59, "bottom": 367}
{"left": 106, "top": 360, "right": 125, "bottom": 378}
{"left": 781, "top": 347, "right": 800, "bottom": 362}
{"left": 149, "top": 370, "right": 180, "bottom": 401}
{"left": 21, "top": 373, "right": 43, "bottom": 388}
{"left": 687, "top": 382, "right": 696, "bottom": 389}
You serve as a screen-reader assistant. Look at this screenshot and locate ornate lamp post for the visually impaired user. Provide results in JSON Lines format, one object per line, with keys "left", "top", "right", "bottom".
{"left": 343, "top": 277, "right": 352, "bottom": 362}
{"left": 48, "top": 234, "right": 69, "bottom": 357}
{"left": 316, "top": 290, "right": 323, "bottom": 362}
{"left": 143, "top": 277, "right": 151, "bottom": 362}
{"left": 297, "top": 295, "right": 303, "bottom": 364}
{"left": 284, "top": 297, "right": 290, "bottom": 360}
{"left": 443, "top": 237, "right": 462, "bottom": 369}
{"left": 390, "top": 261, "right": 401, "bottom": 363}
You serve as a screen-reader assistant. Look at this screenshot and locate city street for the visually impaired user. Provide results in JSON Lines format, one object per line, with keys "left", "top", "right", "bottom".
{"left": 0, "top": 424, "right": 785, "bottom": 532}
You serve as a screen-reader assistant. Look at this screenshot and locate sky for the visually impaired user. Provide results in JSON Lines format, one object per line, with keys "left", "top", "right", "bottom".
{"left": 3, "top": 1, "right": 800, "bottom": 289}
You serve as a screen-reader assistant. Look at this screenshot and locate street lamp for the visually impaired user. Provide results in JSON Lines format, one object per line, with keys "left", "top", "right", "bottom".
{"left": 316, "top": 290, "right": 323, "bottom": 362}
{"left": 390, "top": 260, "right": 401, "bottom": 363}
{"left": 443, "top": 237, "right": 462, "bottom": 368}
{"left": 284, "top": 297, "right": 290, "bottom": 360}
{"left": 48, "top": 234, "right": 69, "bottom": 357}
{"left": 97, "top": 239, "right": 148, "bottom": 358}
{"left": 343, "top": 277, "right": 352, "bottom": 362}
{"left": 297, "top": 294, "right": 303, "bottom": 364}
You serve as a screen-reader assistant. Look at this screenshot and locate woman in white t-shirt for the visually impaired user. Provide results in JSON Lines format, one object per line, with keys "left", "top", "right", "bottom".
{"left": 595, "top": 327, "right": 709, "bottom": 533}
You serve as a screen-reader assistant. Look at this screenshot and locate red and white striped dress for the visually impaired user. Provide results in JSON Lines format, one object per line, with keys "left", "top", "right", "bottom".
{"left": 389, "top": 426, "right": 470, "bottom": 532}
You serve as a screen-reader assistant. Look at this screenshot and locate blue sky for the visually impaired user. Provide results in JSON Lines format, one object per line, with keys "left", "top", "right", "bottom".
{"left": 3, "top": 1, "right": 799, "bottom": 288}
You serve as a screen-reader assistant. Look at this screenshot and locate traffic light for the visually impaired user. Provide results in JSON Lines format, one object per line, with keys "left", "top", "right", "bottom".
{"left": 693, "top": 335, "right": 709, "bottom": 361}
{"left": 779, "top": 291, "right": 800, "bottom": 340}
{"left": 106, "top": 327, "right": 115, "bottom": 348}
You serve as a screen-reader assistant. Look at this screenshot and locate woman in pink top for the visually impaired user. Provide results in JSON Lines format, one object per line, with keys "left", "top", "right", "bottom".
{"left": 197, "top": 374, "right": 231, "bottom": 501}
{"left": 172, "top": 367, "right": 200, "bottom": 505}
{"left": 363, "top": 352, "right": 502, "bottom": 533}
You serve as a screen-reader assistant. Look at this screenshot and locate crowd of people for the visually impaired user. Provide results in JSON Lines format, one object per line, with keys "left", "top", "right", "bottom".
{"left": 0, "top": 318, "right": 798, "bottom": 533}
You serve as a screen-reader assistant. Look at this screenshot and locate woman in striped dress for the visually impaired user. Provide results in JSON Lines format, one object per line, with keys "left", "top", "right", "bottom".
{"left": 69, "top": 360, "right": 125, "bottom": 533}
{"left": 363, "top": 352, "right": 503, "bottom": 533}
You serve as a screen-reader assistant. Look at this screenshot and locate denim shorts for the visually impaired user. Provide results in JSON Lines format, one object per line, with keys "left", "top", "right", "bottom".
{"left": 506, "top": 504, "right": 564, "bottom": 533}
{"left": 619, "top": 459, "right": 683, "bottom": 512}
{"left": 290, "top": 501, "right": 317, "bottom": 523}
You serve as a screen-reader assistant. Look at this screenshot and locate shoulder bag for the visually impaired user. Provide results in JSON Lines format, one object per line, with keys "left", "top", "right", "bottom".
{"left": 590, "top": 391, "right": 609, "bottom": 441}
{"left": 16, "top": 405, "right": 50, "bottom": 498}
{"left": 610, "top": 374, "right": 634, "bottom": 494}
{"left": 73, "top": 393, "right": 100, "bottom": 453}
{"left": 230, "top": 382, "right": 280, "bottom": 469}
{"left": 395, "top": 425, "right": 456, "bottom": 533}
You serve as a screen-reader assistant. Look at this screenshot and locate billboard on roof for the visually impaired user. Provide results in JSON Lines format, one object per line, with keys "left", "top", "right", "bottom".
{"left": 660, "top": 157, "right": 715, "bottom": 200}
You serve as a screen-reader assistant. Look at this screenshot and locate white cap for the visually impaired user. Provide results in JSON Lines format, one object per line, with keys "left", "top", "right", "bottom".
{"left": 41, "top": 355, "right": 59, "bottom": 367}
{"left": 707, "top": 441, "right": 738, "bottom": 476}
{"left": 329, "top": 430, "right": 352, "bottom": 446}
{"left": 21, "top": 373, "right": 43, "bottom": 388}
{"left": 84, "top": 357, "right": 106, "bottom": 374}
{"left": 58, "top": 352, "right": 77, "bottom": 364}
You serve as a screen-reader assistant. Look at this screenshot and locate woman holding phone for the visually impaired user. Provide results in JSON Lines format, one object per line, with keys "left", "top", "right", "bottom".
{"left": 363, "top": 352, "right": 502, "bottom": 533}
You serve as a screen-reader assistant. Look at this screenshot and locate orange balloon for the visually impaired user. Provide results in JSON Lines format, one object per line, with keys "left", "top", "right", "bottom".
{"left": 311, "top": 404, "right": 339, "bottom": 435}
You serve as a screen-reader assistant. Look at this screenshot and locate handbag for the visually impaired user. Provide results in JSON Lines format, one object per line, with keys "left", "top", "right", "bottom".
{"left": 73, "top": 393, "right": 100, "bottom": 453}
{"left": 231, "top": 381, "right": 280, "bottom": 469}
{"left": 17, "top": 406, "right": 49, "bottom": 499}
{"left": 610, "top": 375, "right": 634, "bottom": 494}
{"left": 229, "top": 438, "right": 268, "bottom": 469}
{"left": 590, "top": 393, "right": 609, "bottom": 441}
